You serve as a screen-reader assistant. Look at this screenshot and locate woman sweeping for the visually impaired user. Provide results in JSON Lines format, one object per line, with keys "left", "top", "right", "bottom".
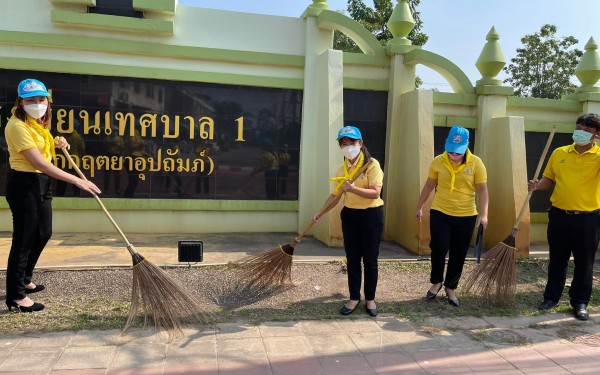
{"left": 312, "top": 126, "right": 384, "bottom": 317}
{"left": 5, "top": 78, "right": 100, "bottom": 312}
{"left": 415, "top": 125, "right": 488, "bottom": 307}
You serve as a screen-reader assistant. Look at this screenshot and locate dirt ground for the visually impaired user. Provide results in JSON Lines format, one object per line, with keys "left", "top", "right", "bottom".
{"left": 0, "top": 259, "right": 563, "bottom": 335}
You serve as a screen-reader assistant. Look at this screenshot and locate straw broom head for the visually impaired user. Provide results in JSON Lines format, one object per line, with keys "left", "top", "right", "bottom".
{"left": 123, "top": 250, "right": 214, "bottom": 340}
{"left": 237, "top": 244, "right": 294, "bottom": 287}
{"left": 462, "top": 232, "right": 517, "bottom": 306}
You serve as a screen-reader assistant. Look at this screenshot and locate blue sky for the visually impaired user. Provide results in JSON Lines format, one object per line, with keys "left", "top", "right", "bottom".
{"left": 179, "top": 0, "right": 599, "bottom": 91}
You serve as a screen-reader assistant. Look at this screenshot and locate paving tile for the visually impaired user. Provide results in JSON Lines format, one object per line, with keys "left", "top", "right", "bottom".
{"left": 0, "top": 336, "right": 22, "bottom": 350}
{"left": 263, "top": 336, "right": 314, "bottom": 358}
{"left": 375, "top": 317, "right": 416, "bottom": 334}
{"left": 459, "top": 349, "right": 521, "bottom": 373}
{"left": 107, "top": 365, "right": 164, "bottom": 375}
{"left": 0, "top": 348, "right": 62, "bottom": 372}
{"left": 494, "top": 346, "right": 563, "bottom": 369}
{"left": 388, "top": 329, "right": 444, "bottom": 351}
{"left": 17, "top": 332, "right": 73, "bottom": 348}
{"left": 533, "top": 342, "right": 596, "bottom": 365}
{"left": 519, "top": 367, "right": 571, "bottom": 375}
{"left": 348, "top": 332, "right": 404, "bottom": 353}
{"left": 318, "top": 354, "right": 376, "bottom": 375}
{"left": 483, "top": 313, "right": 572, "bottom": 329}
{"left": 53, "top": 346, "right": 116, "bottom": 370}
{"left": 566, "top": 341, "right": 600, "bottom": 358}
{"left": 409, "top": 350, "right": 474, "bottom": 374}
{"left": 259, "top": 321, "right": 303, "bottom": 337}
{"left": 50, "top": 370, "right": 107, "bottom": 374}
{"left": 216, "top": 322, "right": 261, "bottom": 339}
{"left": 0, "top": 349, "right": 8, "bottom": 362}
{"left": 307, "top": 334, "right": 359, "bottom": 356}
{"left": 217, "top": 337, "right": 268, "bottom": 361}
{"left": 430, "top": 329, "right": 480, "bottom": 351}
{"left": 299, "top": 320, "right": 343, "bottom": 336}
{"left": 217, "top": 359, "right": 272, "bottom": 374}
{"left": 560, "top": 361, "right": 600, "bottom": 374}
{"left": 364, "top": 352, "right": 425, "bottom": 374}
{"left": 71, "top": 329, "right": 124, "bottom": 346}
{"left": 110, "top": 343, "right": 167, "bottom": 369}
{"left": 336, "top": 318, "right": 382, "bottom": 334}
{"left": 447, "top": 316, "right": 492, "bottom": 329}
{"left": 162, "top": 362, "right": 218, "bottom": 374}
{"left": 269, "top": 356, "right": 324, "bottom": 375}
{"left": 166, "top": 340, "right": 217, "bottom": 364}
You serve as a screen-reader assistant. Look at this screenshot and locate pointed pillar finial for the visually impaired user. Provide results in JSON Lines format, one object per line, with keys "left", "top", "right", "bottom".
{"left": 386, "top": 0, "right": 416, "bottom": 54}
{"left": 304, "top": 0, "right": 329, "bottom": 17}
{"left": 575, "top": 37, "right": 600, "bottom": 93}
{"left": 475, "top": 26, "right": 506, "bottom": 86}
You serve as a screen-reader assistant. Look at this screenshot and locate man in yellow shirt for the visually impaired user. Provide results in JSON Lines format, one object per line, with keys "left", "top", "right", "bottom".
{"left": 529, "top": 113, "right": 600, "bottom": 321}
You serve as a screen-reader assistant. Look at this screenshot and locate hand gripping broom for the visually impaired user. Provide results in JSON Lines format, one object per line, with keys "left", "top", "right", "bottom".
{"left": 463, "top": 128, "right": 555, "bottom": 306}
{"left": 62, "top": 149, "right": 212, "bottom": 338}
{"left": 238, "top": 158, "right": 374, "bottom": 287}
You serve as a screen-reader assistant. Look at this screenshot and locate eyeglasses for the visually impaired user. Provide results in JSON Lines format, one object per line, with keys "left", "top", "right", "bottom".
{"left": 448, "top": 152, "right": 463, "bottom": 156}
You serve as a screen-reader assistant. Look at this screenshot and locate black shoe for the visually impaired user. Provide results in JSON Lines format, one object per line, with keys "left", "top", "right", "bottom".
{"left": 573, "top": 303, "right": 589, "bottom": 321}
{"left": 5, "top": 300, "right": 45, "bottom": 313}
{"left": 365, "top": 305, "right": 378, "bottom": 317}
{"left": 426, "top": 284, "right": 443, "bottom": 300}
{"left": 340, "top": 301, "right": 359, "bottom": 316}
{"left": 538, "top": 299, "right": 558, "bottom": 311}
{"left": 448, "top": 298, "right": 460, "bottom": 307}
{"left": 24, "top": 284, "right": 45, "bottom": 294}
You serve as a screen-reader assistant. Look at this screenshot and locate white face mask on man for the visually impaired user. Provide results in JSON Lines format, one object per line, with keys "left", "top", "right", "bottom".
{"left": 23, "top": 103, "right": 48, "bottom": 119}
{"left": 572, "top": 129, "right": 594, "bottom": 146}
{"left": 341, "top": 145, "right": 361, "bottom": 160}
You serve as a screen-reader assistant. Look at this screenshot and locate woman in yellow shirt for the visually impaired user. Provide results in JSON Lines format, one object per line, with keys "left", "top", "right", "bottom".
{"left": 415, "top": 126, "right": 488, "bottom": 307}
{"left": 4, "top": 78, "right": 101, "bottom": 313}
{"left": 313, "top": 126, "right": 384, "bottom": 317}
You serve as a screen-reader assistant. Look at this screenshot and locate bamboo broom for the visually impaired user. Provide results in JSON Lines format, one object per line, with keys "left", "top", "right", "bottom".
{"left": 61, "top": 149, "right": 212, "bottom": 338}
{"left": 463, "top": 128, "right": 556, "bottom": 306}
{"left": 238, "top": 159, "right": 374, "bottom": 287}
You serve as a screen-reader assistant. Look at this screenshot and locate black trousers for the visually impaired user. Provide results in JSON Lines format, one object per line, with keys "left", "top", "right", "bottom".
{"left": 341, "top": 206, "right": 384, "bottom": 301}
{"left": 544, "top": 207, "right": 600, "bottom": 306}
{"left": 5, "top": 170, "right": 53, "bottom": 302}
{"left": 429, "top": 209, "right": 477, "bottom": 290}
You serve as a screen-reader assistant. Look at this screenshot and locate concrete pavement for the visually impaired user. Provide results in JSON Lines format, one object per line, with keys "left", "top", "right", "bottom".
{"left": 4, "top": 232, "right": 599, "bottom": 374}
{"left": 1, "top": 312, "right": 600, "bottom": 374}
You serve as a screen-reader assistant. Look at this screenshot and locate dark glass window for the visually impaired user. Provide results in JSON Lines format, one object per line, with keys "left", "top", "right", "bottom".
{"left": 525, "top": 131, "right": 572, "bottom": 213}
{"left": 343, "top": 90, "right": 387, "bottom": 171}
{"left": 0, "top": 69, "right": 302, "bottom": 201}
{"left": 88, "top": 0, "right": 143, "bottom": 18}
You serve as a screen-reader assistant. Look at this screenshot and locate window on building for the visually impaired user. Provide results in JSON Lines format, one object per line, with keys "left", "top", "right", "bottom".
{"left": 88, "top": 0, "right": 143, "bottom": 18}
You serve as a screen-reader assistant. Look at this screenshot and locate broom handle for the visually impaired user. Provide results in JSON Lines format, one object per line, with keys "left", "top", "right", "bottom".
{"left": 294, "top": 159, "right": 374, "bottom": 243}
{"left": 61, "top": 148, "right": 136, "bottom": 253}
{"left": 513, "top": 128, "right": 556, "bottom": 228}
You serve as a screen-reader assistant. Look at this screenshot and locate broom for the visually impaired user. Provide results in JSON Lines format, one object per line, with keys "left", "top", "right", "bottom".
{"left": 238, "top": 158, "right": 374, "bottom": 286}
{"left": 61, "top": 149, "right": 211, "bottom": 338}
{"left": 463, "top": 128, "right": 556, "bottom": 306}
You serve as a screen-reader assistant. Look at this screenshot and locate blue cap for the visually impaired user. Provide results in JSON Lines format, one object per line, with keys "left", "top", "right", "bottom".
{"left": 337, "top": 126, "right": 362, "bottom": 140}
{"left": 18, "top": 78, "right": 50, "bottom": 98}
{"left": 445, "top": 125, "right": 469, "bottom": 154}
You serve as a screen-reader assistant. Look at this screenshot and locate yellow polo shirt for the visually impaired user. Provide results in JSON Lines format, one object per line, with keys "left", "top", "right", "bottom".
{"left": 333, "top": 157, "right": 384, "bottom": 209}
{"left": 5, "top": 116, "right": 52, "bottom": 173}
{"left": 543, "top": 143, "right": 600, "bottom": 211}
{"left": 429, "top": 150, "right": 487, "bottom": 216}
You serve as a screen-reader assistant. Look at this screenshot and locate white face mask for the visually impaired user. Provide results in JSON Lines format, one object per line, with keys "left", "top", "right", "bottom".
{"left": 341, "top": 145, "right": 361, "bottom": 160}
{"left": 23, "top": 103, "right": 48, "bottom": 119}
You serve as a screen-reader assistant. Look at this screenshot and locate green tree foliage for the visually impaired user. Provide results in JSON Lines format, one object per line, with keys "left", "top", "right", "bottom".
{"left": 503, "top": 24, "right": 582, "bottom": 99}
{"left": 333, "top": 0, "right": 428, "bottom": 53}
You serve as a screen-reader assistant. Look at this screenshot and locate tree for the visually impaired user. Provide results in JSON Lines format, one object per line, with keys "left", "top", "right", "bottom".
{"left": 503, "top": 24, "right": 582, "bottom": 99}
{"left": 333, "top": 0, "right": 428, "bottom": 53}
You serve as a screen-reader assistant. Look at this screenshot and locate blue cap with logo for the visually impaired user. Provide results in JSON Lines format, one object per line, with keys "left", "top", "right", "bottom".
{"left": 18, "top": 78, "right": 50, "bottom": 98}
{"left": 445, "top": 125, "right": 469, "bottom": 154}
{"left": 337, "top": 125, "right": 362, "bottom": 140}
